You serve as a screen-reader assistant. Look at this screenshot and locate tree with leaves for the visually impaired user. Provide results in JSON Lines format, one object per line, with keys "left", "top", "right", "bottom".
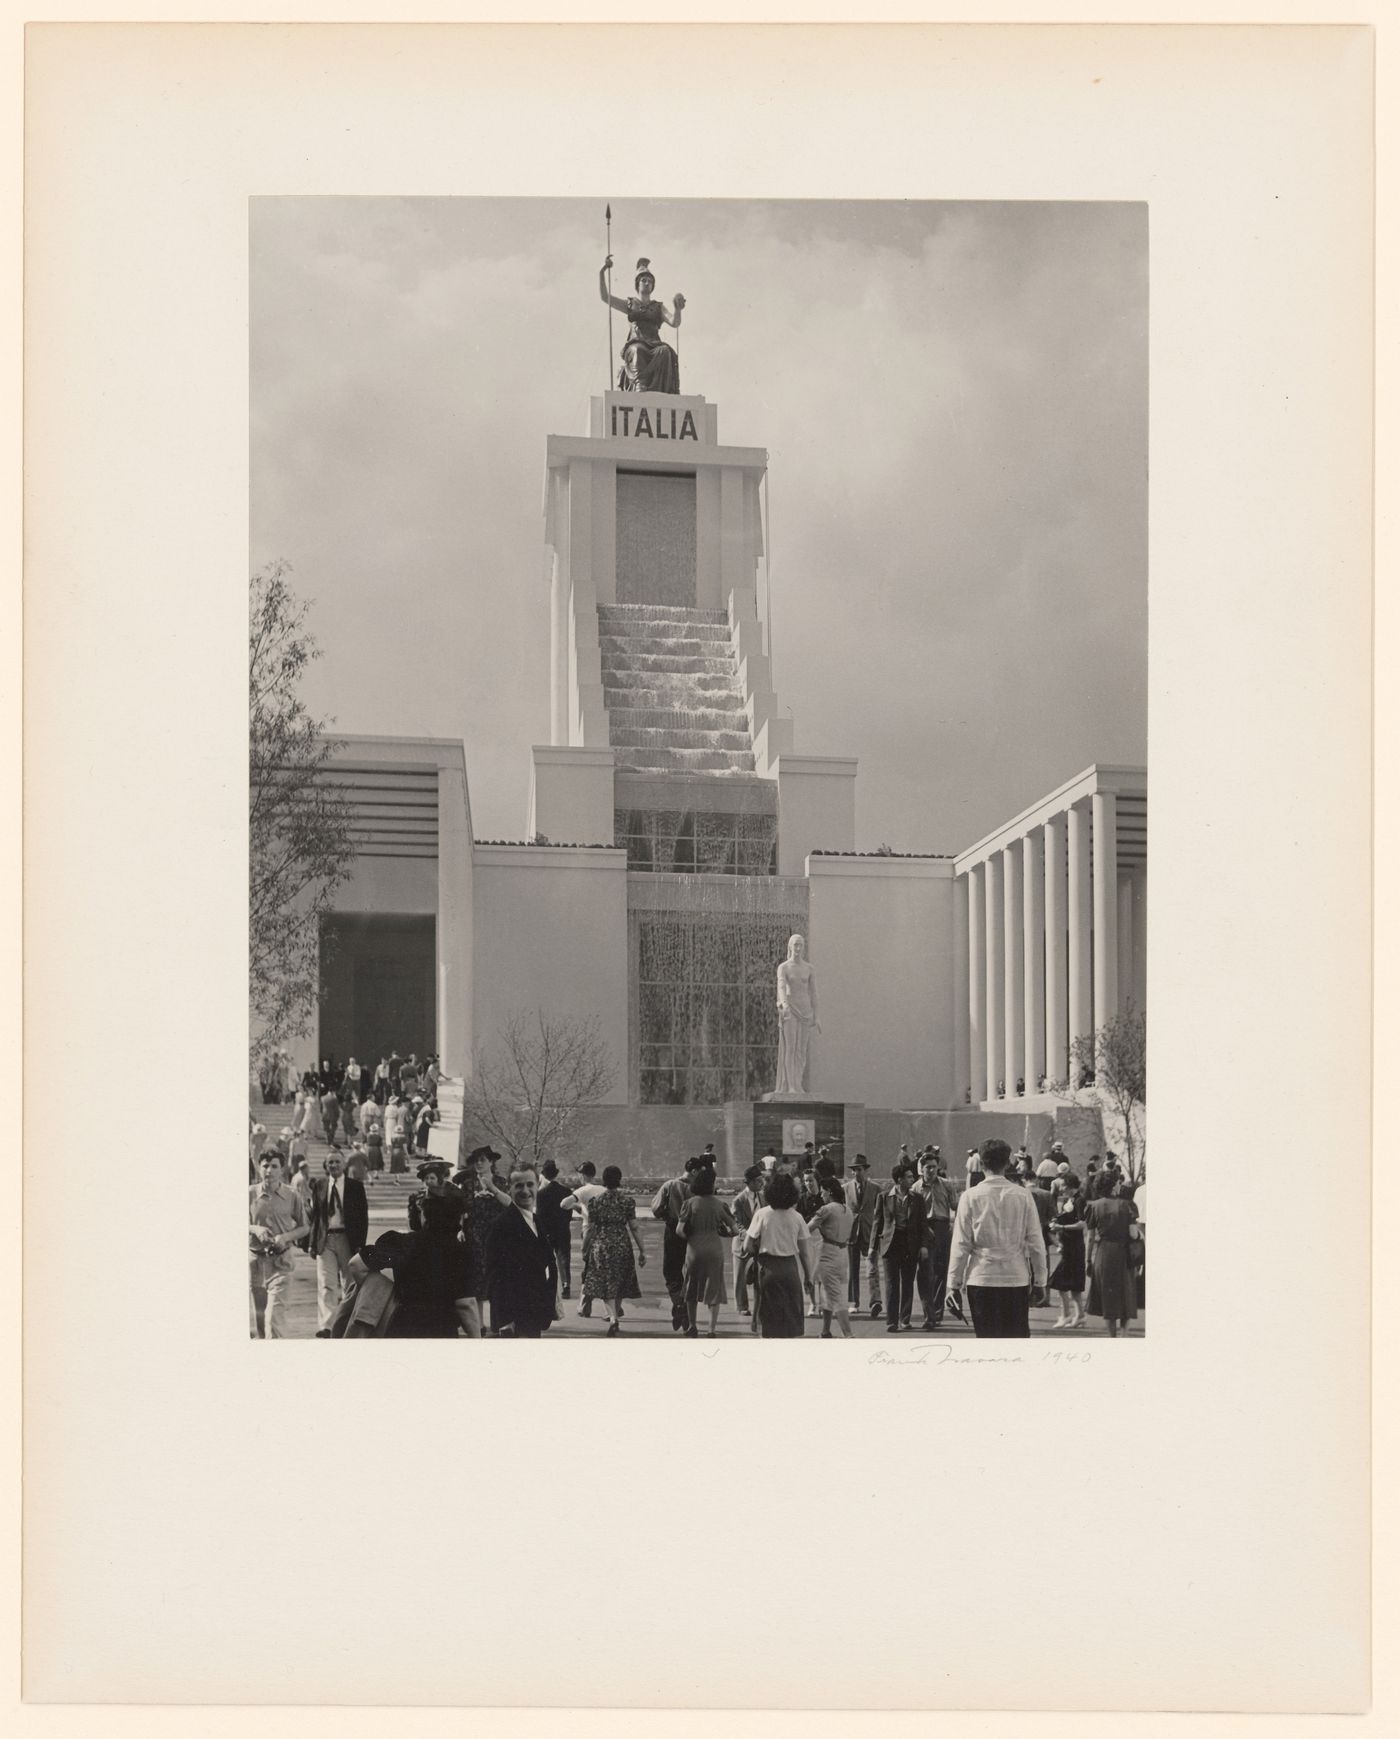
{"left": 249, "top": 561, "right": 355, "bottom": 1064}
{"left": 459, "top": 1011, "right": 616, "bottom": 1169}
{"left": 1067, "top": 1005, "right": 1147, "bottom": 1182}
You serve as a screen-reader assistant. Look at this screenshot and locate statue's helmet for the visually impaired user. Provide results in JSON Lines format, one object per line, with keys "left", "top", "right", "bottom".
{"left": 634, "top": 256, "right": 655, "bottom": 292}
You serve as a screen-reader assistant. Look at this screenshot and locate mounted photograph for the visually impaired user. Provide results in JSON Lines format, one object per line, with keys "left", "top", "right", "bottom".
{"left": 248, "top": 196, "right": 1148, "bottom": 1344}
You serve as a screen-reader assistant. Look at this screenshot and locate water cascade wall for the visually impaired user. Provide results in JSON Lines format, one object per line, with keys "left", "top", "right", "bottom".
{"left": 627, "top": 873, "right": 807, "bottom": 1107}
{"left": 598, "top": 603, "right": 756, "bottom": 775}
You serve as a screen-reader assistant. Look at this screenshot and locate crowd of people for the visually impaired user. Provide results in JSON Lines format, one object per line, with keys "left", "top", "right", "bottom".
{"left": 249, "top": 1050, "right": 442, "bottom": 1182}
{"left": 248, "top": 1114, "right": 1144, "bottom": 1340}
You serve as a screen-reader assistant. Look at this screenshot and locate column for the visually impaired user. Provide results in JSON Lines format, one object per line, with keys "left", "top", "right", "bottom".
{"left": 1044, "top": 812, "right": 1068, "bottom": 1085}
{"left": 953, "top": 873, "right": 970, "bottom": 1107}
{"left": 1002, "top": 843, "right": 1024, "bottom": 1095}
{"left": 549, "top": 559, "right": 569, "bottom": 745}
{"left": 985, "top": 852, "right": 1005, "bottom": 1099}
{"left": 1067, "top": 801, "right": 1092, "bottom": 1075}
{"left": 567, "top": 459, "right": 599, "bottom": 746}
{"left": 1117, "top": 872, "right": 1135, "bottom": 1016}
{"left": 1131, "top": 865, "right": 1148, "bottom": 1015}
{"left": 1022, "top": 827, "right": 1046, "bottom": 1091}
{"left": 967, "top": 866, "right": 987, "bottom": 1103}
{"left": 436, "top": 765, "right": 475, "bottom": 1080}
{"left": 1092, "top": 790, "right": 1119, "bottom": 1032}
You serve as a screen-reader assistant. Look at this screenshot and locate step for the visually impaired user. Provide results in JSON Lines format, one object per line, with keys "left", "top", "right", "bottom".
{"left": 607, "top": 704, "right": 747, "bottom": 730}
{"left": 615, "top": 746, "right": 757, "bottom": 772}
{"left": 609, "top": 725, "right": 753, "bottom": 752}
{"left": 598, "top": 653, "right": 735, "bottom": 678}
{"left": 604, "top": 670, "right": 739, "bottom": 693}
{"left": 601, "top": 685, "right": 744, "bottom": 712}
{"left": 597, "top": 604, "right": 728, "bottom": 625}
{"left": 599, "top": 625, "right": 732, "bottom": 647}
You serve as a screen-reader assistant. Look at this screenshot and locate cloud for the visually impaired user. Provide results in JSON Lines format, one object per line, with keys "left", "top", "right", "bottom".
{"left": 251, "top": 198, "right": 1145, "bottom": 848}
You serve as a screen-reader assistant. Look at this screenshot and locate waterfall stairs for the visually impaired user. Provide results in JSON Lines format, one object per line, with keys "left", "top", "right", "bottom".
{"left": 597, "top": 603, "right": 756, "bottom": 775}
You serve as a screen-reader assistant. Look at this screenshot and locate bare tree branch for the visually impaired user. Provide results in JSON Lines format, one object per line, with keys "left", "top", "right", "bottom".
{"left": 1051, "top": 1006, "right": 1148, "bottom": 1182}
{"left": 459, "top": 1010, "right": 616, "bottom": 1168}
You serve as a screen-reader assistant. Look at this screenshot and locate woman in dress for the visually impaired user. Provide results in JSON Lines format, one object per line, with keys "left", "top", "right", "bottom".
{"left": 1048, "top": 1173, "right": 1088, "bottom": 1328}
{"left": 743, "top": 1170, "right": 814, "bottom": 1339}
{"left": 809, "top": 1174, "right": 855, "bottom": 1339}
{"left": 385, "top": 1096, "right": 410, "bottom": 1173}
{"left": 1085, "top": 1180, "right": 1140, "bottom": 1336}
{"left": 676, "top": 1167, "right": 737, "bottom": 1338}
{"left": 360, "top": 1100, "right": 384, "bottom": 1179}
{"left": 456, "top": 1147, "right": 511, "bottom": 1335}
{"left": 580, "top": 1164, "right": 646, "bottom": 1336}
{"left": 599, "top": 256, "right": 685, "bottom": 393}
{"left": 363, "top": 1159, "right": 480, "bottom": 1337}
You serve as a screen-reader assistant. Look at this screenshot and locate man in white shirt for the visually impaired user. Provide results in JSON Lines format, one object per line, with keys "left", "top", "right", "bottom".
{"left": 249, "top": 1150, "right": 309, "bottom": 1338}
{"left": 947, "top": 1139, "right": 1048, "bottom": 1338}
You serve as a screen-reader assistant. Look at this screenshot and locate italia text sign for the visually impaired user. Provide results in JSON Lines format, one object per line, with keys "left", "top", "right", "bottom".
{"left": 609, "top": 402, "right": 701, "bottom": 443}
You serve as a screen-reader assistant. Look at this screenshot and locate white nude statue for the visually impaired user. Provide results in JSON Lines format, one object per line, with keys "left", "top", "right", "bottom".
{"left": 774, "top": 933, "right": 820, "bottom": 1097}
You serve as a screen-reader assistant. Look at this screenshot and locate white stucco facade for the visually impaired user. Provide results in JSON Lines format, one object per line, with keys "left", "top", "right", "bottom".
{"left": 953, "top": 763, "right": 1147, "bottom": 1108}
{"left": 298, "top": 395, "right": 1145, "bottom": 1170}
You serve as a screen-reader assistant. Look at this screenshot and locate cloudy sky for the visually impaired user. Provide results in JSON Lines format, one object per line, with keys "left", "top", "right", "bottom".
{"left": 251, "top": 197, "right": 1146, "bottom": 851}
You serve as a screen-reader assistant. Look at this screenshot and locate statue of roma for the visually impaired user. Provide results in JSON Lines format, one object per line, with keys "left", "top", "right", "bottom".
{"left": 599, "top": 255, "right": 685, "bottom": 394}
{"left": 774, "top": 933, "right": 821, "bottom": 1097}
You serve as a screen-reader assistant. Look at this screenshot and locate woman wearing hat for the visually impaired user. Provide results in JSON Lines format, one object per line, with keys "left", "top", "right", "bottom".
{"left": 360, "top": 1099, "right": 384, "bottom": 1179}
{"left": 599, "top": 255, "right": 685, "bottom": 393}
{"left": 359, "top": 1158, "right": 479, "bottom": 1337}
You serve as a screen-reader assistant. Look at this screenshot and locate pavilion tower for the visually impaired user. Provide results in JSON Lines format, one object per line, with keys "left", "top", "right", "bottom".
{"left": 532, "top": 387, "right": 858, "bottom": 1117}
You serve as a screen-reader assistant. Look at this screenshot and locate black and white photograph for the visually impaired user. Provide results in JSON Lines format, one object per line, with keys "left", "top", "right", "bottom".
{"left": 23, "top": 17, "right": 1376, "bottom": 1717}
{"left": 248, "top": 196, "right": 1148, "bottom": 1342}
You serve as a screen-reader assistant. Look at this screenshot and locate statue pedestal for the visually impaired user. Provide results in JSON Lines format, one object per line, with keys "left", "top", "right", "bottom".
{"left": 751, "top": 1100, "right": 863, "bottom": 1171}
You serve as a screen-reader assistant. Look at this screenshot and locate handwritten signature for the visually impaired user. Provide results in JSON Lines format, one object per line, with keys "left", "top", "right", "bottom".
{"left": 868, "top": 1346, "right": 1092, "bottom": 1367}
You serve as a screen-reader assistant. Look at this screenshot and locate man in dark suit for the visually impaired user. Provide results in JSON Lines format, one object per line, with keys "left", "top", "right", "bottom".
{"left": 869, "top": 1162, "right": 927, "bottom": 1332}
{"left": 486, "top": 1161, "right": 559, "bottom": 1338}
{"left": 844, "top": 1154, "right": 882, "bottom": 1318}
{"left": 308, "top": 1151, "right": 369, "bottom": 1338}
{"left": 535, "top": 1158, "right": 576, "bottom": 1298}
{"left": 913, "top": 1151, "right": 958, "bottom": 1330}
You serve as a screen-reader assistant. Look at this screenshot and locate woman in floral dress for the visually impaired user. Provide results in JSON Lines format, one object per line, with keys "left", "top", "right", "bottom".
{"left": 581, "top": 1166, "right": 646, "bottom": 1335}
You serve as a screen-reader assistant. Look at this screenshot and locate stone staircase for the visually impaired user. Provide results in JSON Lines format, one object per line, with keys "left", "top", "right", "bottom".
{"left": 250, "top": 1092, "right": 462, "bottom": 1214}
{"left": 597, "top": 603, "right": 756, "bottom": 775}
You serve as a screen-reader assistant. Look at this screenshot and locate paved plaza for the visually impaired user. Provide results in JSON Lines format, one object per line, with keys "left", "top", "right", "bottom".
{"left": 262, "top": 1208, "right": 1144, "bottom": 1341}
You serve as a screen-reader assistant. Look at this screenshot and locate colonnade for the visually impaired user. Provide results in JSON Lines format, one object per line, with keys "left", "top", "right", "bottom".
{"left": 954, "top": 788, "right": 1146, "bottom": 1104}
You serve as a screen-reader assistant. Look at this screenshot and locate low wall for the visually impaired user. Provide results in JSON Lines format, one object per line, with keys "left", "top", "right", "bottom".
{"left": 862, "top": 1104, "right": 1106, "bottom": 1178}
{"left": 452, "top": 1099, "right": 1107, "bottom": 1181}
{"left": 457, "top": 1104, "right": 736, "bottom": 1178}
